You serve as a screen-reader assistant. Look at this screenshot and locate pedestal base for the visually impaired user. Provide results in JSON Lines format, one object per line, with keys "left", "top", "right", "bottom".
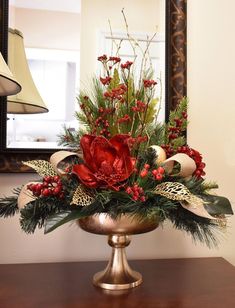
{"left": 93, "top": 235, "right": 142, "bottom": 290}
{"left": 93, "top": 269, "right": 142, "bottom": 290}
{"left": 78, "top": 214, "right": 159, "bottom": 290}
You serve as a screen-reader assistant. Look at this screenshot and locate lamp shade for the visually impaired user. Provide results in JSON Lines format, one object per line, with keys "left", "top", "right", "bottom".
{"left": 0, "top": 52, "right": 21, "bottom": 96}
{"left": 7, "top": 28, "right": 48, "bottom": 114}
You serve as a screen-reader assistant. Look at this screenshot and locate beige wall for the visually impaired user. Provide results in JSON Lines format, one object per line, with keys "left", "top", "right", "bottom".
{"left": 0, "top": 0, "right": 235, "bottom": 265}
{"left": 187, "top": 0, "right": 235, "bottom": 265}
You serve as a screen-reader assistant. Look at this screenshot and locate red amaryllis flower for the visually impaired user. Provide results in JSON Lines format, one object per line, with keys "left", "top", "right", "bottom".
{"left": 72, "top": 134, "right": 136, "bottom": 190}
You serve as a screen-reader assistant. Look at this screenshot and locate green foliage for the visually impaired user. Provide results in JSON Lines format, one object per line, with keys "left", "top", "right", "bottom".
{"left": 169, "top": 97, "right": 188, "bottom": 127}
{"left": 0, "top": 188, "right": 20, "bottom": 217}
{"left": 171, "top": 136, "right": 187, "bottom": 149}
{"left": 145, "top": 98, "right": 158, "bottom": 124}
{"left": 202, "top": 194, "right": 234, "bottom": 215}
{"left": 109, "top": 68, "right": 120, "bottom": 89}
{"left": 165, "top": 204, "right": 222, "bottom": 248}
{"left": 20, "top": 197, "right": 69, "bottom": 234}
{"left": 57, "top": 124, "right": 81, "bottom": 149}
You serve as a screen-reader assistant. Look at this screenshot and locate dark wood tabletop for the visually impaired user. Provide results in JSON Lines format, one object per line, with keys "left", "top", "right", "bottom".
{"left": 0, "top": 257, "right": 235, "bottom": 308}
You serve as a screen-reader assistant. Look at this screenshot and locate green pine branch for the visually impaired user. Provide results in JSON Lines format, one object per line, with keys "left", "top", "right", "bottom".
{"left": 0, "top": 188, "right": 21, "bottom": 217}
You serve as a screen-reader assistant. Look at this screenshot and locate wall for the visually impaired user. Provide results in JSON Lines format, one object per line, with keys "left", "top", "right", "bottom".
{"left": 187, "top": 0, "right": 235, "bottom": 265}
{"left": 0, "top": 0, "right": 235, "bottom": 265}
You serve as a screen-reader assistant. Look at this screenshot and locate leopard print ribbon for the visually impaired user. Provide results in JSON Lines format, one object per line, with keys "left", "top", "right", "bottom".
{"left": 154, "top": 182, "right": 216, "bottom": 219}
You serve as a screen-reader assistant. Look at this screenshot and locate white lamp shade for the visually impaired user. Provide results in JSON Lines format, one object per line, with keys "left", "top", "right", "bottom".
{"left": 7, "top": 28, "right": 49, "bottom": 114}
{"left": 0, "top": 52, "right": 21, "bottom": 96}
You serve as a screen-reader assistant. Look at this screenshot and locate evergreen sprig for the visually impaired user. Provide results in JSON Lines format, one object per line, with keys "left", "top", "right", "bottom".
{"left": 20, "top": 197, "right": 69, "bottom": 234}
{"left": 0, "top": 188, "right": 21, "bottom": 217}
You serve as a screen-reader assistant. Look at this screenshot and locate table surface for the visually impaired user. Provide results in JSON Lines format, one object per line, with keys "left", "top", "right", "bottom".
{"left": 0, "top": 257, "right": 235, "bottom": 308}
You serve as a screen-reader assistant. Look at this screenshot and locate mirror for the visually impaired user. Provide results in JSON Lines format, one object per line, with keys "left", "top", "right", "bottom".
{"left": 0, "top": 0, "right": 187, "bottom": 172}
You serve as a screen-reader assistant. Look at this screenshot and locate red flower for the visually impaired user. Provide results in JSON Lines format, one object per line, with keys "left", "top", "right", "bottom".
{"left": 121, "top": 61, "right": 133, "bottom": 69}
{"left": 109, "top": 56, "right": 121, "bottom": 63}
{"left": 143, "top": 79, "right": 157, "bottom": 88}
{"left": 100, "top": 76, "right": 112, "bottom": 85}
{"left": 98, "top": 54, "right": 107, "bottom": 62}
{"left": 72, "top": 134, "right": 136, "bottom": 190}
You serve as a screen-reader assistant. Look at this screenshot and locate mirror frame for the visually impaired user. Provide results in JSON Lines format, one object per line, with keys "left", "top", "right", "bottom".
{"left": 0, "top": 0, "right": 187, "bottom": 173}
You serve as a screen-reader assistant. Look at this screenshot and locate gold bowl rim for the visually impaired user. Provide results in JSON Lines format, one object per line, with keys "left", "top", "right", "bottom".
{"left": 78, "top": 213, "right": 159, "bottom": 235}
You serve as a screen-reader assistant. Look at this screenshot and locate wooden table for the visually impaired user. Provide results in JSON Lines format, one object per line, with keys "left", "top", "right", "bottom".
{"left": 0, "top": 258, "right": 235, "bottom": 308}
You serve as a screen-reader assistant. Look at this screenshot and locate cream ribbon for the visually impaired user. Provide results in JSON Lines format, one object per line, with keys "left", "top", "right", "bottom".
{"left": 18, "top": 182, "right": 37, "bottom": 209}
{"left": 162, "top": 153, "right": 197, "bottom": 177}
{"left": 50, "top": 150, "right": 79, "bottom": 175}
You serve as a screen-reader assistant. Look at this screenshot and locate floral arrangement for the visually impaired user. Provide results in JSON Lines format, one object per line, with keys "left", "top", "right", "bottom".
{"left": 0, "top": 53, "right": 233, "bottom": 247}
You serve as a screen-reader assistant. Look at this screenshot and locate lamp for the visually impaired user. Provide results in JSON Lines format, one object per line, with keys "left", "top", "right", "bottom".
{"left": 7, "top": 28, "right": 48, "bottom": 114}
{"left": 0, "top": 52, "right": 21, "bottom": 96}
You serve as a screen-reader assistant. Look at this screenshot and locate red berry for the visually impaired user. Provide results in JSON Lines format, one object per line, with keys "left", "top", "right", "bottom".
{"left": 194, "top": 170, "right": 202, "bottom": 178}
{"left": 140, "top": 196, "right": 146, "bottom": 202}
{"left": 42, "top": 189, "right": 50, "bottom": 196}
{"left": 140, "top": 169, "right": 148, "bottom": 178}
{"left": 152, "top": 169, "right": 158, "bottom": 176}
{"left": 133, "top": 184, "right": 139, "bottom": 191}
{"left": 126, "top": 187, "right": 132, "bottom": 194}
{"left": 155, "top": 173, "right": 163, "bottom": 181}
{"left": 36, "top": 183, "right": 43, "bottom": 192}
{"left": 144, "top": 164, "right": 150, "bottom": 170}
{"left": 53, "top": 186, "right": 62, "bottom": 195}
{"left": 132, "top": 195, "right": 138, "bottom": 201}
{"left": 31, "top": 184, "right": 37, "bottom": 192}
{"left": 157, "top": 167, "right": 165, "bottom": 174}
{"left": 44, "top": 176, "right": 52, "bottom": 183}
{"left": 138, "top": 187, "right": 144, "bottom": 194}
{"left": 43, "top": 181, "right": 48, "bottom": 187}
{"left": 53, "top": 175, "right": 60, "bottom": 182}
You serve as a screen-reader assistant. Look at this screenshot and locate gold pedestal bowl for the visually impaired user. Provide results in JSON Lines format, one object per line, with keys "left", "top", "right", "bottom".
{"left": 78, "top": 214, "right": 159, "bottom": 290}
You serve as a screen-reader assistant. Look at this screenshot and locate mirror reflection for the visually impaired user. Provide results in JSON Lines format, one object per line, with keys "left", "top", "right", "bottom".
{"left": 7, "top": 0, "right": 165, "bottom": 149}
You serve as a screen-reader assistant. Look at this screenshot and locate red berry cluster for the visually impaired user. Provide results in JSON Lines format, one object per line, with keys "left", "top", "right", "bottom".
{"left": 125, "top": 184, "right": 146, "bottom": 202}
{"left": 104, "top": 84, "right": 127, "bottom": 100}
{"left": 168, "top": 114, "right": 187, "bottom": 141}
{"left": 143, "top": 79, "right": 157, "bottom": 88}
{"left": 98, "top": 55, "right": 121, "bottom": 64}
{"left": 152, "top": 166, "right": 165, "bottom": 181}
{"left": 177, "top": 146, "right": 206, "bottom": 178}
{"left": 166, "top": 112, "right": 188, "bottom": 141}
{"left": 100, "top": 76, "right": 112, "bottom": 86}
{"left": 131, "top": 100, "right": 147, "bottom": 112}
{"left": 127, "top": 135, "right": 148, "bottom": 148}
{"left": 117, "top": 114, "right": 131, "bottom": 124}
{"left": 97, "top": 54, "right": 108, "bottom": 62}
{"left": 140, "top": 163, "right": 150, "bottom": 178}
{"left": 161, "top": 144, "right": 174, "bottom": 157}
{"left": 121, "top": 61, "right": 133, "bottom": 69}
{"left": 94, "top": 116, "right": 111, "bottom": 137}
{"left": 109, "top": 56, "right": 121, "bottom": 63}
{"left": 27, "top": 175, "right": 65, "bottom": 199}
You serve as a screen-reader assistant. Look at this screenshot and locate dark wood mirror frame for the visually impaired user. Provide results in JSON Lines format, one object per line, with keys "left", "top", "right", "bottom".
{"left": 0, "top": 0, "right": 187, "bottom": 173}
